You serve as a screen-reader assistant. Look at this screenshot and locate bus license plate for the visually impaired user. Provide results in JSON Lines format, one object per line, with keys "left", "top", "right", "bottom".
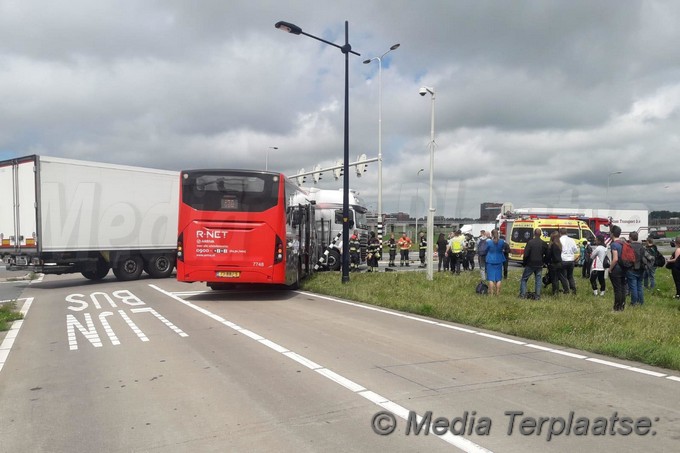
{"left": 216, "top": 271, "right": 240, "bottom": 278}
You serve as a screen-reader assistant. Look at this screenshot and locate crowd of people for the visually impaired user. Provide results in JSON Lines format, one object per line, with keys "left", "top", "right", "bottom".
{"left": 359, "top": 226, "right": 680, "bottom": 310}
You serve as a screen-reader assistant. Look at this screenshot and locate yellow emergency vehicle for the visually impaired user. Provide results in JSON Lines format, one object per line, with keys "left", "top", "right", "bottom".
{"left": 508, "top": 217, "right": 596, "bottom": 262}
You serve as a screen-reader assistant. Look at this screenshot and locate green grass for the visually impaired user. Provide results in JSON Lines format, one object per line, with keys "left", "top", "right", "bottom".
{"left": 301, "top": 267, "right": 680, "bottom": 371}
{"left": 0, "top": 301, "right": 23, "bottom": 332}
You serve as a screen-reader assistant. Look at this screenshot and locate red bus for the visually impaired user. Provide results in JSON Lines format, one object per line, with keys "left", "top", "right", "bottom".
{"left": 176, "top": 170, "right": 317, "bottom": 290}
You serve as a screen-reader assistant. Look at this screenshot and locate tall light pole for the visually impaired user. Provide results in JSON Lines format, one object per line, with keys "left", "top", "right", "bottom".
{"left": 415, "top": 168, "right": 424, "bottom": 235}
{"left": 607, "top": 171, "right": 622, "bottom": 206}
{"left": 420, "top": 86, "right": 436, "bottom": 281}
{"left": 266, "top": 146, "right": 278, "bottom": 171}
{"left": 363, "top": 43, "right": 400, "bottom": 247}
{"left": 275, "top": 20, "right": 360, "bottom": 284}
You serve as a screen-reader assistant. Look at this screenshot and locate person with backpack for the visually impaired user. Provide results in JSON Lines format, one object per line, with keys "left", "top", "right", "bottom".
{"left": 623, "top": 231, "right": 647, "bottom": 306}
{"left": 609, "top": 225, "right": 627, "bottom": 311}
{"left": 643, "top": 237, "right": 661, "bottom": 291}
{"left": 477, "top": 230, "right": 489, "bottom": 280}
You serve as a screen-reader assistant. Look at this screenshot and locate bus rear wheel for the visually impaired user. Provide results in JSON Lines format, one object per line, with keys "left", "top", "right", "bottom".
{"left": 112, "top": 255, "right": 144, "bottom": 281}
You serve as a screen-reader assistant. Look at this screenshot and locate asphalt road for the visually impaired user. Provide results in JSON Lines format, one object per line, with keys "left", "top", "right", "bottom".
{"left": 1, "top": 272, "right": 678, "bottom": 452}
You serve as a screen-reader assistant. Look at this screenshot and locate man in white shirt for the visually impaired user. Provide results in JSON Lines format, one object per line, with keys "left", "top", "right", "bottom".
{"left": 559, "top": 228, "right": 578, "bottom": 294}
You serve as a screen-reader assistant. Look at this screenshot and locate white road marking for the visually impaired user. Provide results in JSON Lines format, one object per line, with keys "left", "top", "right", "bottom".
{"left": 300, "top": 291, "right": 674, "bottom": 383}
{"left": 150, "top": 284, "right": 494, "bottom": 453}
{"left": 118, "top": 310, "right": 149, "bottom": 343}
{"left": 0, "top": 298, "right": 33, "bottom": 374}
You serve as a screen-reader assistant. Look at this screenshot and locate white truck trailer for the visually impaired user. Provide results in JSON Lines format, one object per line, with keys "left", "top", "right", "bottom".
{"left": 0, "top": 155, "right": 179, "bottom": 281}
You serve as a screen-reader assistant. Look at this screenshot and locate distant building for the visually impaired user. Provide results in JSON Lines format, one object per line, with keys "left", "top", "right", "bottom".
{"left": 480, "top": 202, "right": 503, "bottom": 221}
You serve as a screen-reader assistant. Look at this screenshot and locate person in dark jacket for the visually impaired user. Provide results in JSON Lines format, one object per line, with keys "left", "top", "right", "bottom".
{"left": 519, "top": 228, "right": 548, "bottom": 299}
{"left": 366, "top": 231, "right": 381, "bottom": 272}
{"left": 436, "top": 233, "right": 448, "bottom": 272}
{"left": 549, "top": 231, "right": 570, "bottom": 295}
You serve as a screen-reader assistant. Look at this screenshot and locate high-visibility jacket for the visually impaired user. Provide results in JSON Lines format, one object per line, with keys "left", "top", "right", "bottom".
{"left": 398, "top": 237, "right": 412, "bottom": 250}
{"left": 449, "top": 235, "right": 465, "bottom": 253}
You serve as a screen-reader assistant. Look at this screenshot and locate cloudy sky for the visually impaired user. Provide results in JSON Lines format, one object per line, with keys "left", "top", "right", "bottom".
{"left": 1, "top": 0, "right": 679, "bottom": 218}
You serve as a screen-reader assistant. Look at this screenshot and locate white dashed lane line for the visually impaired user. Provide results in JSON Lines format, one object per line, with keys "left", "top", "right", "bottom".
{"left": 150, "top": 284, "right": 494, "bottom": 453}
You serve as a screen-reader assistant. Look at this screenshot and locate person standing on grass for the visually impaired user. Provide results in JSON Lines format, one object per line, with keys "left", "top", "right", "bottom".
{"left": 667, "top": 236, "right": 680, "bottom": 299}
{"left": 485, "top": 229, "right": 506, "bottom": 296}
{"left": 436, "top": 233, "right": 448, "bottom": 272}
{"left": 581, "top": 240, "right": 593, "bottom": 279}
{"left": 589, "top": 235, "right": 607, "bottom": 296}
{"left": 477, "top": 230, "right": 489, "bottom": 280}
{"left": 519, "top": 228, "right": 548, "bottom": 299}
{"left": 608, "top": 225, "right": 627, "bottom": 311}
{"left": 549, "top": 231, "right": 569, "bottom": 295}
{"left": 559, "top": 228, "right": 578, "bottom": 295}
{"left": 464, "top": 233, "right": 476, "bottom": 271}
{"left": 448, "top": 230, "right": 466, "bottom": 275}
{"left": 642, "top": 237, "right": 659, "bottom": 291}
{"left": 626, "top": 231, "right": 645, "bottom": 306}
{"left": 500, "top": 234, "right": 510, "bottom": 279}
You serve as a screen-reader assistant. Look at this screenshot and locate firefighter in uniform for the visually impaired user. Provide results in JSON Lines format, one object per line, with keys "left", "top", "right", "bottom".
{"left": 418, "top": 232, "right": 427, "bottom": 268}
{"left": 366, "top": 231, "right": 381, "bottom": 272}
{"left": 387, "top": 233, "right": 397, "bottom": 267}
{"left": 349, "top": 234, "right": 360, "bottom": 271}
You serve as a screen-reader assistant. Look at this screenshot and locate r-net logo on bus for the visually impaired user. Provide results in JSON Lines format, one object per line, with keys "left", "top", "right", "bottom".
{"left": 196, "top": 230, "right": 228, "bottom": 239}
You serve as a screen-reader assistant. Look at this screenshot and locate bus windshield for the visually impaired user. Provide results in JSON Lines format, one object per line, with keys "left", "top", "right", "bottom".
{"left": 182, "top": 171, "right": 280, "bottom": 212}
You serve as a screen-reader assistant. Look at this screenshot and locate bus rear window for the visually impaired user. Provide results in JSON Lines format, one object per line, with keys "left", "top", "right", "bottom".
{"left": 182, "top": 171, "right": 279, "bottom": 212}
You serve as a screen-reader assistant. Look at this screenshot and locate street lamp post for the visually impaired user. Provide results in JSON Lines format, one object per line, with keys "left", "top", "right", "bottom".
{"left": 607, "top": 171, "right": 622, "bottom": 206}
{"left": 420, "top": 86, "right": 436, "bottom": 281}
{"left": 275, "top": 20, "right": 360, "bottom": 284}
{"left": 415, "top": 168, "right": 424, "bottom": 235}
{"left": 363, "top": 43, "right": 400, "bottom": 247}
{"left": 266, "top": 146, "right": 278, "bottom": 171}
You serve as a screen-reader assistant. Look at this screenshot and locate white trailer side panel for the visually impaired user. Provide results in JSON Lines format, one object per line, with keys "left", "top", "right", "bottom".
{"left": 37, "top": 156, "right": 179, "bottom": 251}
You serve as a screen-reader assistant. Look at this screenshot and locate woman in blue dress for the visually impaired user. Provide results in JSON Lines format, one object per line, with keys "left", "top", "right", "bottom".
{"left": 485, "top": 229, "right": 507, "bottom": 295}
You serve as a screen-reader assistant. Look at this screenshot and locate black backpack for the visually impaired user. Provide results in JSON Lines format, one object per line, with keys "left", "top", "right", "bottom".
{"left": 654, "top": 248, "right": 666, "bottom": 267}
{"left": 475, "top": 280, "right": 489, "bottom": 295}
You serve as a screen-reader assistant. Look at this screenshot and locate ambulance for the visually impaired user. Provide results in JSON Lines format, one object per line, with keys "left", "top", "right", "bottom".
{"left": 508, "top": 217, "right": 596, "bottom": 262}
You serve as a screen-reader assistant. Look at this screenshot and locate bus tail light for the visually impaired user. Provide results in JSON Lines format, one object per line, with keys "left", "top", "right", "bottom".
{"left": 274, "top": 235, "right": 284, "bottom": 264}
{"left": 177, "top": 233, "right": 184, "bottom": 262}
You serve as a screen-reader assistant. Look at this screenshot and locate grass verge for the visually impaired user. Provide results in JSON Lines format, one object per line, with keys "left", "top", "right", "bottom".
{"left": 0, "top": 301, "right": 23, "bottom": 331}
{"left": 301, "top": 266, "right": 680, "bottom": 371}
